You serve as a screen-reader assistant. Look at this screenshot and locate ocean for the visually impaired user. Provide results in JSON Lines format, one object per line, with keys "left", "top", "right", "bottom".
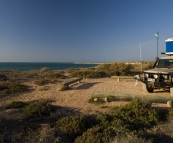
{"left": 0, "top": 62, "right": 99, "bottom": 71}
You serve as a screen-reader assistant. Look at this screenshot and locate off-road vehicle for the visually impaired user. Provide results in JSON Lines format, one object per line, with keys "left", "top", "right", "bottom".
{"left": 139, "top": 38, "right": 173, "bottom": 96}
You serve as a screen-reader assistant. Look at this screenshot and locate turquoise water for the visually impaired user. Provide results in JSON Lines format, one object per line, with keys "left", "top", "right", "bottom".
{"left": 0, "top": 62, "right": 99, "bottom": 71}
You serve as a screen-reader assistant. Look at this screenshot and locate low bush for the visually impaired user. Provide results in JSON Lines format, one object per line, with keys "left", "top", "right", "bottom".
{"left": 59, "top": 85, "right": 68, "bottom": 91}
{"left": 0, "top": 74, "right": 8, "bottom": 81}
{"left": 0, "top": 82, "right": 8, "bottom": 91}
{"left": 56, "top": 115, "right": 87, "bottom": 136}
{"left": 74, "top": 126, "right": 115, "bottom": 143}
{"left": 6, "top": 101, "right": 28, "bottom": 109}
{"left": 8, "top": 83, "right": 27, "bottom": 94}
{"left": 48, "top": 72, "right": 65, "bottom": 79}
{"left": 96, "top": 113, "right": 112, "bottom": 128}
{"left": 0, "top": 82, "right": 27, "bottom": 94}
{"left": 112, "top": 135, "right": 152, "bottom": 143}
{"left": 110, "top": 98, "right": 160, "bottom": 134}
{"left": 70, "top": 69, "right": 106, "bottom": 78}
{"left": 96, "top": 63, "right": 134, "bottom": 76}
{"left": 35, "top": 79, "right": 49, "bottom": 86}
{"left": 67, "top": 63, "right": 134, "bottom": 78}
{"left": 22, "top": 100, "right": 54, "bottom": 119}
{"left": 40, "top": 67, "right": 50, "bottom": 72}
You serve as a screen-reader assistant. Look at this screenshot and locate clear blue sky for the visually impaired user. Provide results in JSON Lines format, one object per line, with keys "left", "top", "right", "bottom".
{"left": 0, "top": 0, "right": 173, "bottom": 62}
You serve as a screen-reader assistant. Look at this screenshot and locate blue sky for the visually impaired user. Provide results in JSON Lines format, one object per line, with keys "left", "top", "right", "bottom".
{"left": 0, "top": 0, "right": 173, "bottom": 62}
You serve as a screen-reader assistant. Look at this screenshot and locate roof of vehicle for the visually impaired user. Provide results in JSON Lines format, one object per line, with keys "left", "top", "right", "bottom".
{"left": 165, "top": 38, "right": 173, "bottom": 42}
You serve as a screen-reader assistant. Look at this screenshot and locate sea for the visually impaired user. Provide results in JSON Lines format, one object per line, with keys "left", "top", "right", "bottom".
{"left": 0, "top": 62, "right": 99, "bottom": 71}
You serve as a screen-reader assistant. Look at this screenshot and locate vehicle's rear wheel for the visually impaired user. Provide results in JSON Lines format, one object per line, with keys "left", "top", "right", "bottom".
{"left": 142, "top": 83, "right": 154, "bottom": 93}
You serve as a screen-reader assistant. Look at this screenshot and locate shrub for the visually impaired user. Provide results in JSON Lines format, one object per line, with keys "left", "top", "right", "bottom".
{"left": 56, "top": 115, "right": 87, "bottom": 136}
{"left": 8, "top": 83, "right": 27, "bottom": 93}
{"left": 0, "top": 74, "right": 8, "bottom": 81}
{"left": 59, "top": 85, "right": 68, "bottom": 91}
{"left": 96, "top": 63, "right": 134, "bottom": 76}
{"left": 110, "top": 98, "right": 159, "bottom": 134}
{"left": 48, "top": 72, "right": 65, "bottom": 79}
{"left": 35, "top": 79, "right": 49, "bottom": 86}
{"left": 74, "top": 126, "right": 115, "bottom": 143}
{"left": 96, "top": 114, "right": 112, "bottom": 128}
{"left": 0, "top": 82, "right": 8, "bottom": 91}
{"left": 67, "top": 63, "right": 135, "bottom": 78}
{"left": 40, "top": 67, "right": 50, "bottom": 72}
{"left": 0, "top": 82, "right": 27, "bottom": 95}
{"left": 6, "top": 101, "right": 28, "bottom": 109}
{"left": 112, "top": 135, "right": 152, "bottom": 143}
{"left": 66, "top": 68, "right": 79, "bottom": 74}
{"left": 22, "top": 100, "right": 53, "bottom": 119}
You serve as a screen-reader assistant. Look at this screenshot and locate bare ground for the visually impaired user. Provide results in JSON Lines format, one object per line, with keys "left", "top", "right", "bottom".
{"left": 0, "top": 77, "right": 172, "bottom": 120}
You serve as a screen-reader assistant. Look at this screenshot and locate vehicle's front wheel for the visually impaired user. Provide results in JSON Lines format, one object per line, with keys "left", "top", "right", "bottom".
{"left": 142, "top": 83, "right": 154, "bottom": 93}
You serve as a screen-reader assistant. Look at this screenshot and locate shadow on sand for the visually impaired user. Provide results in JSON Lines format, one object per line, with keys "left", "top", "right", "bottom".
{"left": 75, "top": 82, "right": 102, "bottom": 90}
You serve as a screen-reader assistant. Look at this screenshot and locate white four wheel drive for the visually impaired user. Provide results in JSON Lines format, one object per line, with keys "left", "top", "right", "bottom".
{"left": 139, "top": 38, "right": 173, "bottom": 96}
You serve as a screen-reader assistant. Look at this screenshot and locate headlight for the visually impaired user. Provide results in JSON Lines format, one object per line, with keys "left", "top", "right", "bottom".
{"left": 153, "top": 74, "right": 158, "bottom": 79}
{"left": 145, "top": 73, "right": 149, "bottom": 78}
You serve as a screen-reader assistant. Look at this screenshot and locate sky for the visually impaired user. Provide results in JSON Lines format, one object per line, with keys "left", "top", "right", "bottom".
{"left": 0, "top": 0, "right": 173, "bottom": 62}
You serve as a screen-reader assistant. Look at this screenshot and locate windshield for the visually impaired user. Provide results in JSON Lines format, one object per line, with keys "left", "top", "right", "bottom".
{"left": 157, "top": 59, "right": 173, "bottom": 68}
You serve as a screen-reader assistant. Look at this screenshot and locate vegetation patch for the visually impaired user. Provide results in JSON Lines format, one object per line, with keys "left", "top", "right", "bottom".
{"left": 6, "top": 101, "right": 28, "bottom": 109}
{"left": 0, "top": 82, "right": 27, "bottom": 95}
{"left": 88, "top": 97, "right": 107, "bottom": 104}
{"left": 1, "top": 98, "right": 173, "bottom": 143}
{"left": 35, "top": 79, "right": 49, "bottom": 86}
{"left": 74, "top": 126, "right": 115, "bottom": 143}
{"left": 110, "top": 98, "right": 160, "bottom": 134}
{"left": 22, "top": 100, "right": 54, "bottom": 119}
{"left": 56, "top": 115, "right": 87, "bottom": 136}
{"left": 59, "top": 85, "right": 68, "bottom": 91}
{"left": 0, "top": 74, "right": 8, "bottom": 81}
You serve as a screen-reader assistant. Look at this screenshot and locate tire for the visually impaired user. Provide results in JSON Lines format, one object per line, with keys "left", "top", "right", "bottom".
{"left": 142, "top": 83, "right": 154, "bottom": 93}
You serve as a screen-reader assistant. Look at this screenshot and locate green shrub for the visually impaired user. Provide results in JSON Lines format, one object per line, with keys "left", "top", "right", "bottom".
{"left": 22, "top": 100, "right": 53, "bottom": 119}
{"left": 56, "top": 115, "right": 87, "bottom": 136}
{"left": 167, "top": 109, "right": 173, "bottom": 121}
{"left": 8, "top": 83, "right": 27, "bottom": 93}
{"left": 96, "top": 114, "right": 112, "bottom": 128}
{"left": 6, "top": 101, "right": 28, "bottom": 109}
{"left": 0, "top": 82, "right": 27, "bottom": 95}
{"left": 35, "top": 79, "right": 49, "bottom": 86}
{"left": 112, "top": 135, "right": 152, "bottom": 143}
{"left": 110, "top": 98, "right": 159, "bottom": 134}
{"left": 157, "top": 109, "right": 169, "bottom": 122}
{"left": 48, "top": 72, "right": 65, "bottom": 79}
{"left": 66, "top": 68, "right": 79, "bottom": 74}
{"left": 74, "top": 126, "right": 115, "bottom": 143}
{"left": 67, "top": 63, "right": 135, "bottom": 78}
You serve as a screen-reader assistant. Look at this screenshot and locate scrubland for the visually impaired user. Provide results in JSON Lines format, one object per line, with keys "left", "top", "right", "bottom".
{"left": 0, "top": 63, "right": 173, "bottom": 143}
